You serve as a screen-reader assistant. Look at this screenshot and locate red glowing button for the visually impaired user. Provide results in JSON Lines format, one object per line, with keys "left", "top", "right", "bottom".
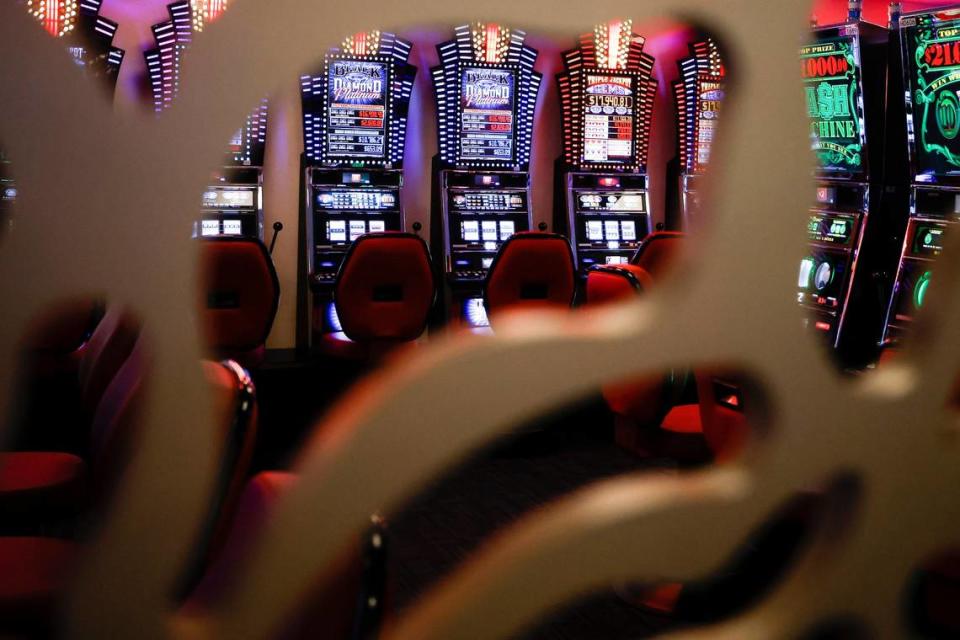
{"left": 815, "top": 321, "right": 832, "bottom": 332}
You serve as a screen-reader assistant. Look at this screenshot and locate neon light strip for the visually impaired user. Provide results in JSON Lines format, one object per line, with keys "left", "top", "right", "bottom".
{"left": 607, "top": 20, "right": 621, "bottom": 69}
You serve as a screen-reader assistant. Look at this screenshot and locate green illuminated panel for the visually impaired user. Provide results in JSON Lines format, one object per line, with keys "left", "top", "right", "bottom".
{"left": 905, "top": 16, "right": 960, "bottom": 177}
{"left": 801, "top": 35, "right": 864, "bottom": 174}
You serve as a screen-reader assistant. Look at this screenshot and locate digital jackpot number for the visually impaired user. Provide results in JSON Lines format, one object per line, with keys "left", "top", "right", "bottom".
{"left": 586, "top": 95, "right": 633, "bottom": 109}
{"left": 924, "top": 41, "right": 960, "bottom": 68}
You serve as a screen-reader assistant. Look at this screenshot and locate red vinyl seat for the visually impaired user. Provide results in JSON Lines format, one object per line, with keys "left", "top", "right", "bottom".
{"left": 0, "top": 307, "right": 141, "bottom": 522}
{"left": 585, "top": 233, "right": 701, "bottom": 458}
{"left": 484, "top": 232, "right": 575, "bottom": 321}
{"left": 186, "top": 471, "right": 383, "bottom": 639}
{"left": 199, "top": 237, "right": 280, "bottom": 368}
{"left": 20, "top": 298, "right": 104, "bottom": 376}
{"left": 320, "top": 233, "right": 434, "bottom": 359}
{"left": 0, "top": 358, "right": 260, "bottom": 635}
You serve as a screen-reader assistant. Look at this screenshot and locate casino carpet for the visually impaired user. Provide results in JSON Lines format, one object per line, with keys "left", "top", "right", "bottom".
{"left": 386, "top": 423, "right": 684, "bottom": 639}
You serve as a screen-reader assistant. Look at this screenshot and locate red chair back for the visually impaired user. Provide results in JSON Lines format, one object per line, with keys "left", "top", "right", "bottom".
{"left": 198, "top": 238, "right": 280, "bottom": 363}
{"left": 632, "top": 231, "right": 686, "bottom": 277}
{"left": 584, "top": 265, "right": 653, "bottom": 306}
{"left": 484, "top": 233, "right": 575, "bottom": 318}
{"left": 334, "top": 233, "right": 435, "bottom": 343}
{"left": 77, "top": 307, "right": 141, "bottom": 417}
{"left": 87, "top": 335, "right": 148, "bottom": 504}
{"left": 593, "top": 233, "right": 687, "bottom": 425}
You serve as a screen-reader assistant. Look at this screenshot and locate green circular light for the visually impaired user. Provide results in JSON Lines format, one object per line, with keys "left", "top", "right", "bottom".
{"left": 914, "top": 271, "right": 932, "bottom": 310}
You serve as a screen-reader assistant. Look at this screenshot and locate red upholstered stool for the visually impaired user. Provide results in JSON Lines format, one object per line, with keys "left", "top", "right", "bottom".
{"left": 14, "top": 299, "right": 105, "bottom": 451}
{"left": 584, "top": 264, "right": 653, "bottom": 305}
{"left": 20, "top": 299, "right": 104, "bottom": 377}
{"left": 319, "top": 233, "right": 435, "bottom": 361}
{"left": 186, "top": 472, "right": 385, "bottom": 639}
{"left": 0, "top": 309, "right": 142, "bottom": 525}
{"left": 0, "top": 358, "right": 261, "bottom": 636}
{"left": 583, "top": 233, "right": 705, "bottom": 462}
{"left": 484, "top": 232, "right": 575, "bottom": 322}
{"left": 0, "top": 537, "right": 76, "bottom": 634}
{"left": 199, "top": 237, "right": 280, "bottom": 368}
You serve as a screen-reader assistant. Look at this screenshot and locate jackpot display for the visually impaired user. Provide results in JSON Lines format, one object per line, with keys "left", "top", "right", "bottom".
{"left": 798, "top": 15, "right": 908, "bottom": 368}
{"left": 556, "top": 20, "right": 657, "bottom": 273}
{"left": 802, "top": 36, "right": 866, "bottom": 175}
{"left": 673, "top": 37, "right": 725, "bottom": 226}
{"left": 145, "top": 1, "right": 268, "bottom": 239}
{"left": 902, "top": 11, "right": 960, "bottom": 181}
{"left": 431, "top": 23, "right": 541, "bottom": 328}
{"left": 325, "top": 60, "right": 389, "bottom": 160}
{"left": 300, "top": 31, "right": 416, "bottom": 346}
{"left": 884, "top": 7, "right": 960, "bottom": 343}
{"left": 460, "top": 67, "right": 516, "bottom": 162}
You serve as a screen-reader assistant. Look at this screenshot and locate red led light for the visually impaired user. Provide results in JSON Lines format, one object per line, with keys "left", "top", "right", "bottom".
{"left": 815, "top": 321, "right": 831, "bottom": 332}
{"left": 599, "top": 177, "right": 620, "bottom": 187}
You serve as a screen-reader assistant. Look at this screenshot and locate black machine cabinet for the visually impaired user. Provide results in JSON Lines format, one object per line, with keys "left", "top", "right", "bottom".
{"left": 0, "top": 160, "right": 15, "bottom": 239}
{"left": 798, "top": 16, "right": 909, "bottom": 368}
{"left": 565, "top": 172, "right": 649, "bottom": 268}
{"left": 883, "top": 6, "right": 960, "bottom": 345}
{"left": 430, "top": 23, "right": 542, "bottom": 329}
{"left": 554, "top": 20, "right": 658, "bottom": 278}
{"left": 298, "top": 31, "right": 416, "bottom": 347}
{"left": 306, "top": 167, "right": 403, "bottom": 288}
{"left": 198, "top": 166, "right": 265, "bottom": 239}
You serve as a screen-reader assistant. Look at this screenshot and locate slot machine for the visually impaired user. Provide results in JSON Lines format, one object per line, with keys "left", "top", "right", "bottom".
{"left": 883, "top": 5, "right": 960, "bottom": 344}
{"left": 554, "top": 20, "right": 657, "bottom": 276}
{"left": 145, "top": 1, "right": 269, "bottom": 239}
{"left": 300, "top": 31, "right": 416, "bottom": 346}
{"left": 798, "top": 3, "right": 908, "bottom": 367}
{"left": 673, "top": 37, "right": 726, "bottom": 229}
{"left": 2, "top": 1, "right": 126, "bottom": 235}
{"left": 0, "top": 152, "right": 15, "bottom": 239}
{"left": 431, "top": 23, "right": 542, "bottom": 328}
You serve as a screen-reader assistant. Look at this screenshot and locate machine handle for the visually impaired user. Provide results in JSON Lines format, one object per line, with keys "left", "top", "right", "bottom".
{"left": 269, "top": 221, "right": 283, "bottom": 255}
{"left": 538, "top": 222, "right": 548, "bottom": 232}
{"left": 412, "top": 221, "right": 422, "bottom": 235}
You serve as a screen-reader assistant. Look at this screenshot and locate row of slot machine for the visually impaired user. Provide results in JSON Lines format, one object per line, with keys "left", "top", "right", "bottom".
{"left": 12, "top": 1, "right": 960, "bottom": 371}
{"left": 801, "top": 2, "right": 960, "bottom": 368}
{"left": 297, "top": 21, "right": 722, "bottom": 346}
{"left": 1, "top": 0, "right": 125, "bottom": 238}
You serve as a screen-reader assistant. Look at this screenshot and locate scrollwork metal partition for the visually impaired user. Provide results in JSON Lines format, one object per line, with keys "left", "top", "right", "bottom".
{"left": 1, "top": 1, "right": 957, "bottom": 638}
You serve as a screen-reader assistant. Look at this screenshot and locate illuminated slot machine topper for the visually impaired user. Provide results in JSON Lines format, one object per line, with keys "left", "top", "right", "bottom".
{"left": 301, "top": 31, "right": 415, "bottom": 284}
{"left": 431, "top": 22, "right": 541, "bottom": 327}
{"left": 145, "top": 2, "right": 269, "bottom": 240}
{"left": 23, "top": 0, "right": 126, "bottom": 91}
{"left": 672, "top": 37, "right": 725, "bottom": 227}
{"left": 556, "top": 20, "right": 657, "bottom": 275}
{"left": 6, "top": 1, "right": 125, "bottom": 235}
{"left": 797, "top": 9, "right": 909, "bottom": 368}
{"left": 883, "top": 7, "right": 960, "bottom": 344}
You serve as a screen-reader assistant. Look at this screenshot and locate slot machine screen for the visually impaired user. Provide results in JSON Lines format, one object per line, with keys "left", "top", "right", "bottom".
{"left": 903, "top": 15, "right": 960, "bottom": 180}
{"left": 582, "top": 72, "right": 637, "bottom": 166}
{"left": 800, "top": 34, "right": 866, "bottom": 176}
{"left": 912, "top": 222, "right": 946, "bottom": 256}
{"left": 326, "top": 59, "right": 390, "bottom": 160}
{"left": 223, "top": 220, "right": 243, "bottom": 235}
{"left": 459, "top": 66, "right": 517, "bottom": 163}
{"left": 201, "top": 220, "right": 221, "bottom": 237}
